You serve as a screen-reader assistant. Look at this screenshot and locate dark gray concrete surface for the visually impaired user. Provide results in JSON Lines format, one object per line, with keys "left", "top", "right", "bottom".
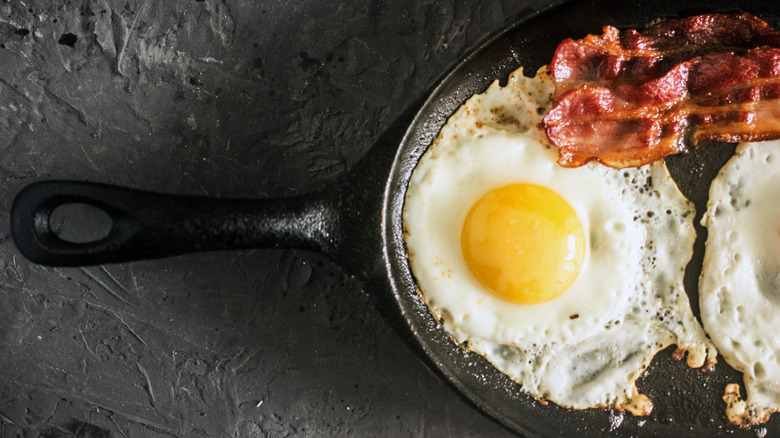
{"left": 0, "top": 1, "right": 556, "bottom": 436}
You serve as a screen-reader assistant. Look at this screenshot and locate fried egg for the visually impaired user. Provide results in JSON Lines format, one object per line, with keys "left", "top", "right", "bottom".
{"left": 699, "top": 140, "right": 780, "bottom": 427}
{"left": 403, "top": 67, "right": 717, "bottom": 413}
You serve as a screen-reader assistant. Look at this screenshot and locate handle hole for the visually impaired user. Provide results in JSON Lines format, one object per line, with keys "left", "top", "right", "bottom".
{"left": 50, "top": 203, "right": 114, "bottom": 244}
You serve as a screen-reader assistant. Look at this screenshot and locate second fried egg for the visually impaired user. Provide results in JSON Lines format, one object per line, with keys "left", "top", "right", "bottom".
{"left": 700, "top": 140, "right": 780, "bottom": 427}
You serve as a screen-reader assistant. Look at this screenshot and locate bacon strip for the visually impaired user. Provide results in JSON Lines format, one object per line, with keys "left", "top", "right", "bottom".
{"left": 551, "top": 13, "right": 780, "bottom": 96}
{"left": 544, "top": 47, "right": 780, "bottom": 168}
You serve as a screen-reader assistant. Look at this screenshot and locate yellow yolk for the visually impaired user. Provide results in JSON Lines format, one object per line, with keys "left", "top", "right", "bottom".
{"left": 461, "top": 183, "right": 585, "bottom": 304}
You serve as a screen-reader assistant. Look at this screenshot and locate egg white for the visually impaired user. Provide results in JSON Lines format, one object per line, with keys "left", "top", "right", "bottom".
{"left": 406, "top": 130, "right": 641, "bottom": 346}
{"left": 700, "top": 140, "right": 780, "bottom": 427}
{"left": 404, "top": 67, "right": 717, "bottom": 412}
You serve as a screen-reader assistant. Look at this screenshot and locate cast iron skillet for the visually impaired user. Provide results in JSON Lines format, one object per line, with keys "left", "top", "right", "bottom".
{"left": 10, "top": 0, "right": 780, "bottom": 436}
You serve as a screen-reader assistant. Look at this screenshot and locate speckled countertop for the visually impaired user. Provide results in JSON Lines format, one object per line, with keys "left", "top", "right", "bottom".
{"left": 0, "top": 1, "right": 555, "bottom": 436}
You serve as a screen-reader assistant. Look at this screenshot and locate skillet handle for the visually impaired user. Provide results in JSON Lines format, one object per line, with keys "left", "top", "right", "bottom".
{"left": 10, "top": 180, "right": 340, "bottom": 266}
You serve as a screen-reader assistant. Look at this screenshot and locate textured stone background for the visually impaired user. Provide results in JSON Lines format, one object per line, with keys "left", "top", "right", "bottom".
{"left": 0, "top": 0, "right": 558, "bottom": 436}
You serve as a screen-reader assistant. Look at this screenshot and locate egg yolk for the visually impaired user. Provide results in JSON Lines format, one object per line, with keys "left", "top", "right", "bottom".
{"left": 461, "top": 183, "right": 585, "bottom": 304}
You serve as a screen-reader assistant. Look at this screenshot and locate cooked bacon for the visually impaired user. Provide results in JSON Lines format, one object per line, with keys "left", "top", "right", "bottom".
{"left": 544, "top": 47, "right": 780, "bottom": 168}
{"left": 551, "top": 13, "right": 780, "bottom": 96}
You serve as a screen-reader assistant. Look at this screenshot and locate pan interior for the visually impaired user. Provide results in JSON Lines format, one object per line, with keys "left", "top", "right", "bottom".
{"left": 381, "top": 0, "right": 780, "bottom": 436}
